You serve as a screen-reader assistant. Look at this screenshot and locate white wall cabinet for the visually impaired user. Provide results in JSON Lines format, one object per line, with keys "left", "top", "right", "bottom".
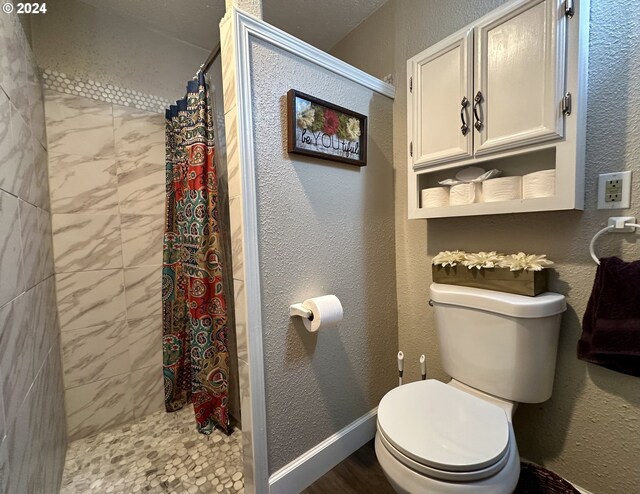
{"left": 410, "top": 29, "right": 473, "bottom": 167}
{"left": 407, "top": 0, "right": 589, "bottom": 219}
{"left": 474, "top": 0, "right": 566, "bottom": 156}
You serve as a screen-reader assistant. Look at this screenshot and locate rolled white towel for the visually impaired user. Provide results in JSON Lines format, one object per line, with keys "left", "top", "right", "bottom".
{"left": 450, "top": 183, "right": 481, "bottom": 205}
{"left": 422, "top": 187, "right": 449, "bottom": 208}
{"left": 483, "top": 176, "right": 522, "bottom": 202}
{"left": 523, "top": 169, "right": 556, "bottom": 199}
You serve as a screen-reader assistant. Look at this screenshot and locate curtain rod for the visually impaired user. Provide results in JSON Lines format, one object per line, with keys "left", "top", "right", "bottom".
{"left": 200, "top": 43, "right": 221, "bottom": 74}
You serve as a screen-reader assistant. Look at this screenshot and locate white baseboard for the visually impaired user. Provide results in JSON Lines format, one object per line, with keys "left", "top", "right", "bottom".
{"left": 269, "top": 408, "right": 378, "bottom": 494}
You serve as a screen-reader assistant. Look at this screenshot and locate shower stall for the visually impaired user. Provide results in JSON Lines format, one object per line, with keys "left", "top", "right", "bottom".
{"left": 41, "top": 39, "right": 243, "bottom": 494}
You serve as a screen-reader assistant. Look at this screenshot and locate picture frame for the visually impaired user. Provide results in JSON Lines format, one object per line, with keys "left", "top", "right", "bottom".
{"left": 287, "top": 89, "right": 367, "bottom": 167}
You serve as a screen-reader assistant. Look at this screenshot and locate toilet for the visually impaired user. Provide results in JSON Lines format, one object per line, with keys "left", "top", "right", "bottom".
{"left": 375, "top": 283, "right": 567, "bottom": 494}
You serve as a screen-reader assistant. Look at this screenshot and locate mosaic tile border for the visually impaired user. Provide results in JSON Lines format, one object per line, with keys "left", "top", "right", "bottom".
{"left": 41, "top": 68, "right": 172, "bottom": 114}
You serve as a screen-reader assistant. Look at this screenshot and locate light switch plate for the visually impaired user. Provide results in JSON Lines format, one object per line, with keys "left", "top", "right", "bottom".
{"left": 597, "top": 171, "right": 632, "bottom": 209}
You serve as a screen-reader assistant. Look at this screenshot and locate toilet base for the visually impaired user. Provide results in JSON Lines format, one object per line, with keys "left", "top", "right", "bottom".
{"left": 374, "top": 427, "right": 520, "bottom": 494}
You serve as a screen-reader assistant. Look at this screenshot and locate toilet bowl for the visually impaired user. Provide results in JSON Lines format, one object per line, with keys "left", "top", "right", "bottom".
{"left": 375, "top": 283, "right": 567, "bottom": 493}
{"left": 375, "top": 380, "right": 520, "bottom": 494}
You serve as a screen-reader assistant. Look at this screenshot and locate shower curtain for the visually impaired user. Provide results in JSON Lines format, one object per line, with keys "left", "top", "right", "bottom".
{"left": 162, "top": 71, "right": 230, "bottom": 434}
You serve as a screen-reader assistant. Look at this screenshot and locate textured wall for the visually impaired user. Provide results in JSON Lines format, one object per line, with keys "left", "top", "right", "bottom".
{"left": 30, "top": 0, "right": 208, "bottom": 101}
{"left": 0, "top": 9, "right": 67, "bottom": 493}
{"left": 226, "top": 0, "right": 263, "bottom": 18}
{"left": 329, "top": 0, "right": 395, "bottom": 81}
{"left": 331, "top": 0, "right": 640, "bottom": 492}
{"left": 44, "top": 89, "right": 166, "bottom": 440}
{"left": 247, "top": 37, "right": 397, "bottom": 474}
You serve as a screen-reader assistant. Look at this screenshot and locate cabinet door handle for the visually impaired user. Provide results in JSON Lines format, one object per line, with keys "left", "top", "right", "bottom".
{"left": 473, "top": 91, "right": 483, "bottom": 131}
{"left": 460, "top": 97, "right": 469, "bottom": 136}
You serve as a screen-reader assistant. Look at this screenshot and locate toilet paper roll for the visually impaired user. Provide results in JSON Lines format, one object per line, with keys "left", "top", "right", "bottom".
{"left": 302, "top": 295, "right": 344, "bottom": 332}
{"left": 523, "top": 169, "right": 556, "bottom": 199}
{"left": 449, "top": 183, "right": 482, "bottom": 206}
{"left": 421, "top": 187, "right": 449, "bottom": 208}
{"left": 482, "top": 176, "right": 522, "bottom": 202}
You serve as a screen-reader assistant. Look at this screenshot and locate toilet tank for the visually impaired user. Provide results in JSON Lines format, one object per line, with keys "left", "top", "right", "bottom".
{"left": 430, "top": 283, "right": 566, "bottom": 403}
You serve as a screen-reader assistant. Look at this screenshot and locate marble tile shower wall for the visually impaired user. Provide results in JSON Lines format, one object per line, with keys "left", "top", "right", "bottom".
{"left": 219, "top": 13, "right": 253, "bottom": 490}
{"left": 0, "top": 12, "right": 67, "bottom": 493}
{"left": 44, "top": 88, "right": 166, "bottom": 440}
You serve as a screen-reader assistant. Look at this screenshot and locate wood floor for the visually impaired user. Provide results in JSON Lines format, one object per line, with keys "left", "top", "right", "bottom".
{"left": 301, "top": 440, "right": 395, "bottom": 494}
{"left": 300, "top": 440, "right": 578, "bottom": 494}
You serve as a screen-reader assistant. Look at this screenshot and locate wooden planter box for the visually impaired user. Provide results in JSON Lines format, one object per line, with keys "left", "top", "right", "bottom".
{"left": 432, "top": 265, "right": 549, "bottom": 297}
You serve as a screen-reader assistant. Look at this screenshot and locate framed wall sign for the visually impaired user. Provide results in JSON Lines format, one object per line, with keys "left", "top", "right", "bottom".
{"left": 287, "top": 89, "right": 367, "bottom": 167}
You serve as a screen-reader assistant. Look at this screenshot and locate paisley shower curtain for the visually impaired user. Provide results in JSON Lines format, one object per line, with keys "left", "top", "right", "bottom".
{"left": 162, "top": 71, "right": 230, "bottom": 434}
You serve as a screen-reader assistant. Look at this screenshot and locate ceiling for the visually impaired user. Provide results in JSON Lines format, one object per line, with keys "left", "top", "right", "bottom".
{"left": 77, "top": 0, "right": 388, "bottom": 51}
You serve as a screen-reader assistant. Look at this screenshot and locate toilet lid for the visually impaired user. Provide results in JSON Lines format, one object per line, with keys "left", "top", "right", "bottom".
{"left": 377, "top": 380, "right": 510, "bottom": 472}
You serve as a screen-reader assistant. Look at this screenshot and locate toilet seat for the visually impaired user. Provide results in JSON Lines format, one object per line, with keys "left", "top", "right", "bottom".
{"left": 377, "top": 380, "right": 511, "bottom": 481}
{"left": 375, "top": 429, "right": 521, "bottom": 494}
{"left": 377, "top": 425, "right": 512, "bottom": 482}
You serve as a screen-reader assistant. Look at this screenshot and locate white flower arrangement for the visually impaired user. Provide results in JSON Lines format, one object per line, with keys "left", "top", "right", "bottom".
{"left": 498, "top": 252, "right": 554, "bottom": 272}
{"left": 431, "top": 250, "right": 467, "bottom": 267}
{"left": 461, "top": 251, "right": 503, "bottom": 270}
{"left": 433, "top": 251, "right": 554, "bottom": 272}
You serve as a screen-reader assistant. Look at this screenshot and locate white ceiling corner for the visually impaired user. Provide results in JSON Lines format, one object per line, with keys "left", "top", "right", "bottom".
{"left": 264, "top": 0, "right": 388, "bottom": 50}
{"left": 77, "top": 0, "right": 226, "bottom": 50}
{"left": 76, "top": 0, "right": 388, "bottom": 52}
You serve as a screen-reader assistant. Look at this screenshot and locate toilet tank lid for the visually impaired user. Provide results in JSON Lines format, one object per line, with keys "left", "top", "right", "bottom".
{"left": 430, "top": 283, "right": 566, "bottom": 318}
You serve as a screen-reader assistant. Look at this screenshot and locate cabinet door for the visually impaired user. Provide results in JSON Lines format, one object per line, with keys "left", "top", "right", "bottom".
{"left": 473, "top": 0, "right": 566, "bottom": 156}
{"left": 409, "top": 28, "right": 473, "bottom": 168}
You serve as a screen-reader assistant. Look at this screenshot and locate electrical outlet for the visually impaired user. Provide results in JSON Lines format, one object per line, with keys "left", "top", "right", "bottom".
{"left": 597, "top": 171, "right": 632, "bottom": 209}
{"left": 605, "top": 179, "right": 622, "bottom": 202}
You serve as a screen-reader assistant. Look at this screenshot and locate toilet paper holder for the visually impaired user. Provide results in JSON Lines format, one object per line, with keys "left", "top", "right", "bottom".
{"left": 289, "top": 303, "right": 314, "bottom": 321}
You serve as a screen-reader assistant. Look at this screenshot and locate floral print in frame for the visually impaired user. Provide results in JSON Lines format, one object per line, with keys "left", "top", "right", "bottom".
{"left": 287, "top": 89, "right": 367, "bottom": 166}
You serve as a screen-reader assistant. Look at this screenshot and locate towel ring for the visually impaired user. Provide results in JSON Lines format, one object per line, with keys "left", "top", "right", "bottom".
{"left": 589, "top": 216, "right": 640, "bottom": 265}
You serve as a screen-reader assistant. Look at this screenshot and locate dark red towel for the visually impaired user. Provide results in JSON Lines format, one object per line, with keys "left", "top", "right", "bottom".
{"left": 578, "top": 256, "right": 640, "bottom": 377}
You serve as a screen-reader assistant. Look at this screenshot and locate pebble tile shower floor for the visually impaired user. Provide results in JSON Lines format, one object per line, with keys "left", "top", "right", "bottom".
{"left": 60, "top": 408, "right": 244, "bottom": 493}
